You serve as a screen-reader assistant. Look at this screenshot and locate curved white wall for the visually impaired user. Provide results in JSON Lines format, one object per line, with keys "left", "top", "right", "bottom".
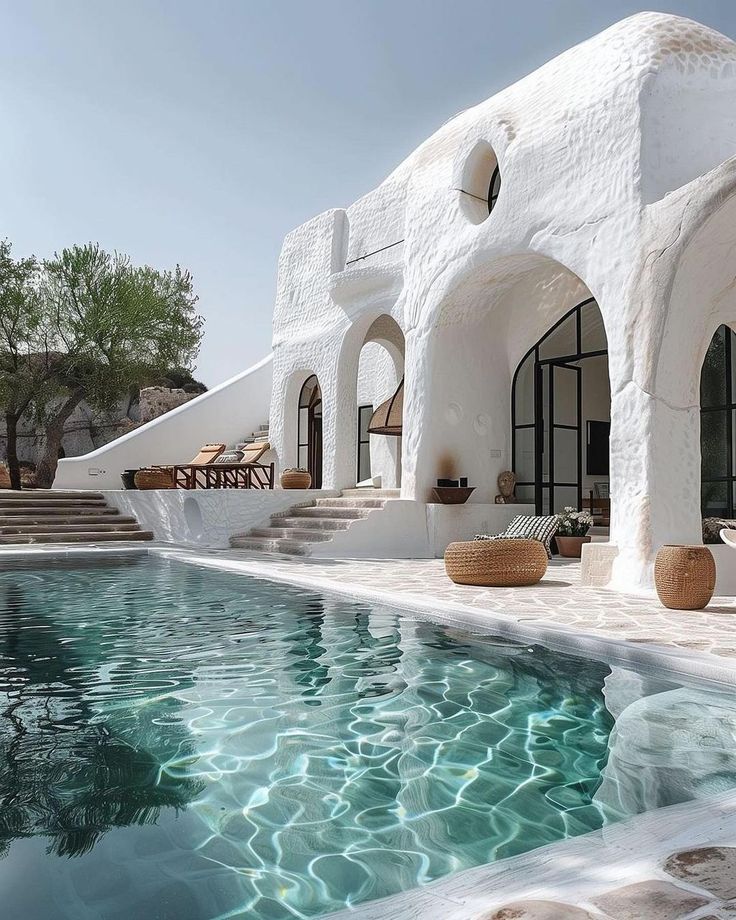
{"left": 54, "top": 355, "right": 274, "bottom": 490}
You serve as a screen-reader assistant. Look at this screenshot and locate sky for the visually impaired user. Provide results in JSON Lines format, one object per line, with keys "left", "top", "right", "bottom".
{"left": 2, "top": 0, "right": 736, "bottom": 387}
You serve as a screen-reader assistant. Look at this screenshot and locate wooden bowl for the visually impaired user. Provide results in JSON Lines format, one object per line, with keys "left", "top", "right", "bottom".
{"left": 431, "top": 486, "right": 474, "bottom": 505}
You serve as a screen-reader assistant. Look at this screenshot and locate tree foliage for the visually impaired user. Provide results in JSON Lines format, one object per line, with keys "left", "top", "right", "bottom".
{"left": 0, "top": 241, "right": 204, "bottom": 488}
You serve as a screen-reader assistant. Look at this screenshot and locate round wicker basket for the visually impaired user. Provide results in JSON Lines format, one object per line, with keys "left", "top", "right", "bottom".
{"left": 0, "top": 465, "right": 10, "bottom": 490}
{"left": 281, "top": 469, "right": 312, "bottom": 489}
{"left": 654, "top": 544, "right": 716, "bottom": 610}
{"left": 134, "top": 467, "right": 174, "bottom": 490}
{"left": 445, "top": 538, "right": 548, "bottom": 587}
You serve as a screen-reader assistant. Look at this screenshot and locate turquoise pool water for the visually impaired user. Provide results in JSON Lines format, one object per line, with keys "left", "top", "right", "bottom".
{"left": 0, "top": 555, "right": 702, "bottom": 918}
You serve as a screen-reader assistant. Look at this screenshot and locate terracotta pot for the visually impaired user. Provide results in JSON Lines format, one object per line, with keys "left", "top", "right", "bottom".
{"left": 281, "top": 469, "right": 312, "bottom": 489}
{"left": 654, "top": 544, "right": 716, "bottom": 610}
{"left": 134, "top": 467, "right": 174, "bottom": 490}
{"left": 0, "top": 466, "right": 10, "bottom": 489}
{"left": 555, "top": 535, "right": 592, "bottom": 558}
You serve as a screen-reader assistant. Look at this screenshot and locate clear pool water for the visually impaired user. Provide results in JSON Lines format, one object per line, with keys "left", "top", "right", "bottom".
{"left": 0, "top": 555, "right": 725, "bottom": 919}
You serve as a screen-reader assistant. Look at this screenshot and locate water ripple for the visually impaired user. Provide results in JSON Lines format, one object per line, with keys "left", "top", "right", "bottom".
{"left": 0, "top": 555, "right": 620, "bottom": 919}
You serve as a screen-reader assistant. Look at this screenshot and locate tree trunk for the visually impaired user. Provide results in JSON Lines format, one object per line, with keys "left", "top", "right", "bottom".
{"left": 4, "top": 413, "right": 22, "bottom": 490}
{"left": 35, "top": 393, "right": 84, "bottom": 489}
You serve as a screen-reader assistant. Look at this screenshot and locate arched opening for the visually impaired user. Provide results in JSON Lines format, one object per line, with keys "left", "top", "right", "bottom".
{"left": 355, "top": 316, "right": 405, "bottom": 488}
{"left": 459, "top": 140, "right": 501, "bottom": 224}
{"left": 297, "top": 375, "right": 322, "bottom": 488}
{"left": 700, "top": 324, "right": 736, "bottom": 519}
{"left": 512, "top": 298, "right": 610, "bottom": 517}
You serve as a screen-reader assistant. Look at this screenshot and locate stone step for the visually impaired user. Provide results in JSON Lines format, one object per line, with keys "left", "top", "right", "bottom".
{"left": 0, "top": 531, "right": 153, "bottom": 544}
{"left": 0, "top": 514, "right": 136, "bottom": 526}
{"left": 0, "top": 506, "right": 122, "bottom": 518}
{"left": 285, "top": 506, "right": 373, "bottom": 520}
{"left": 230, "top": 535, "right": 310, "bottom": 556}
{"left": 271, "top": 516, "right": 352, "bottom": 531}
{"left": 0, "top": 490, "right": 105, "bottom": 501}
{"left": 0, "top": 522, "right": 142, "bottom": 535}
{"left": 341, "top": 488, "right": 400, "bottom": 499}
{"left": 315, "top": 496, "right": 387, "bottom": 508}
{"left": 249, "top": 527, "right": 333, "bottom": 542}
{"left": 0, "top": 494, "right": 107, "bottom": 508}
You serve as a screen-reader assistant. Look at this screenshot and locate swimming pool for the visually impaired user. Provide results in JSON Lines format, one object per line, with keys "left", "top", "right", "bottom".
{"left": 0, "top": 554, "right": 732, "bottom": 919}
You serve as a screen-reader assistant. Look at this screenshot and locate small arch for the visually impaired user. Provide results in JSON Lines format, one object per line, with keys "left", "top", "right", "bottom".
{"left": 297, "top": 375, "right": 323, "bottom": 488}
{"left": 459, "top": 140, "right": 501, "bottom": 225}
{"left": 356, "top": 316, "right": 405, "bottom": 487}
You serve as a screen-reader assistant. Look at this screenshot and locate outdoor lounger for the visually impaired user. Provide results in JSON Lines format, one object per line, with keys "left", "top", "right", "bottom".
{"left": 172, "top": 441, "right": 274, "bottom": 490}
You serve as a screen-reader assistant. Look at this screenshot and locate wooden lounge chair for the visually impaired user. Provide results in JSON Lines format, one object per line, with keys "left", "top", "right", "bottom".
{"left": 156, "top": 443, "right": 226, "bottom": 490}
{"left": 172, "top": 441, "right": 274, "bottom": 490}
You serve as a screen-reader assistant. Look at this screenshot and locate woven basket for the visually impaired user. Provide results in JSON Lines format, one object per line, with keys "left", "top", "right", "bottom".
{"left": 281, "top": 469, "right": 312, "bottom": 489}
{"left": 445, "top": 538, "right": 548, "bottom": 587}
{"left": 134, "top": 467, "right": 174, "bottom": 490}
{"left": 0, "top": 465, "right": 10, "bottom": 489}
{"left": 654, "top": 544, "right": 716, "bottom": 610}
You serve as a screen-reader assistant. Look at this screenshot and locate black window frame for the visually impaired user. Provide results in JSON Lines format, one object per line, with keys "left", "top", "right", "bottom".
{"left": 487, "top": 164, "right": 501, "bottom": 214}
{"left": 356, "top": 404, "right": 373, "bottom": 484}
{"left": 700, "top": 325, "right": 735, "bottom": 518}
{"left": 511, "top": 297, "right": 606, "bottom": 514}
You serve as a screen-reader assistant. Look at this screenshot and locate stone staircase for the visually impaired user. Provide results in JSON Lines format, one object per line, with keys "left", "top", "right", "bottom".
{"left": 238, "top": 422, "right": 270, "bottom": 448}
{"left": 230, "top": 488, "right": 400, "bottom": 556}
{"left": 0, "top": 491, "right": 153, "bottom": 545}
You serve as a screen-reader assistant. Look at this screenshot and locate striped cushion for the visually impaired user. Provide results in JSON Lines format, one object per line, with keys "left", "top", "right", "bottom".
{"left": 475, "top": 515, "right": 561, "bottom": 558}
{"left": 214, "top": 449, "right": 244, "bottom": 464}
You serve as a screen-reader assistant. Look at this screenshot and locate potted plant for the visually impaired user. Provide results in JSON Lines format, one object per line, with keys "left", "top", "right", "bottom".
{"left": 555, "top": 507, "right": 593, "bottom": 557}
{"left": 281, "top": 468, "right": 312, "bottom": 489}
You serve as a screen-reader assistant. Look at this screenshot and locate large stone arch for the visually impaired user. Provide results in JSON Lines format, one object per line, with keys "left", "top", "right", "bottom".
{"left": 610, "top": 184, "right": 736, "bottom": 586}
{"left": 401, "top": 252, "right": 612, "bottom": 504}
{"left": 332, "top": 308, "right": 407, "bottom": 491}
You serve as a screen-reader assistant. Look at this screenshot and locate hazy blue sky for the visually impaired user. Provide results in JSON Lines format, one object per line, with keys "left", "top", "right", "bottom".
{"left": 2, "top": 0, "right": 736, "bottom": 386}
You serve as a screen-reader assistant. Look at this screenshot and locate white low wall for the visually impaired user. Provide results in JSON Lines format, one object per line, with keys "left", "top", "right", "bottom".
{"left": 54, "top": 355, "right": 274, "bottom": 491}
{"left": 582, "top": 541, "right": 736, "bottom": 598}
{"left": 102, "top": 488, "right": 336, "bottom": 548}
{"left": 311, "top": 502, "right": 535, "bottom": 559}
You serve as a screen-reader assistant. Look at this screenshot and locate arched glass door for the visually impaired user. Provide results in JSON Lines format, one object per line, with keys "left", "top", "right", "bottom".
{"left": 297, "top": 375, "right": 322, "bottom": 489}
{"left": 700, "top": 325, "right": 736, "bottom": 518}
{"left": 512, "top": 298, "right": 609, "bottom": 515}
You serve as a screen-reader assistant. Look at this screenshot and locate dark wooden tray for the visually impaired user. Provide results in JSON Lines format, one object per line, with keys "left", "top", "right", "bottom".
{"left": 431, "top": 486, "right": 475, "bottom": 505}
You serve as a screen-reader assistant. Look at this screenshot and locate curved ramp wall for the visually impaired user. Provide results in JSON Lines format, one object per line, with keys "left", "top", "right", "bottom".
{"left": 53, "top": 354, "right": 273, "bottom": 490}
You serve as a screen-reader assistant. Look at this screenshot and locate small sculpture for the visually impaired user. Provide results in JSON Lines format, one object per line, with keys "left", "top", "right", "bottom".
{"left": 495, "top": 470, "right": 517, "bottom": 504}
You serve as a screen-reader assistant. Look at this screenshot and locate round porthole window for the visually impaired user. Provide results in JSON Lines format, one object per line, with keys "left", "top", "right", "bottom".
{"left": 459, "top": 140, "right": 502, "bottom": 225}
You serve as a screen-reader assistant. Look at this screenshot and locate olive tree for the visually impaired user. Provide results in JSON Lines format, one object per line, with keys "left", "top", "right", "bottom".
{"left": 0, "top": 241, "right": 203, "bottom": 489}
{"left": 33, "top": 244, "right": 203, "bottom": 487}
{"left": 0, "top": 242, "right": 54, "bottom": 490}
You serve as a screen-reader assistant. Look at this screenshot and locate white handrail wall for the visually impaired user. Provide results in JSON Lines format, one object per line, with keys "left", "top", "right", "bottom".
{"left": 53, "top": 354, "right": 274, "bottom": 490}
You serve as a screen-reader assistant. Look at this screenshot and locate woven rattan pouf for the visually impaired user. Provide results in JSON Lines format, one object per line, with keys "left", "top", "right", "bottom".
{"left": 444, "top": 538, "right": 548, "bottom": 587}
{"left": 654, "top": 544, "right": 716, "bottom": 610}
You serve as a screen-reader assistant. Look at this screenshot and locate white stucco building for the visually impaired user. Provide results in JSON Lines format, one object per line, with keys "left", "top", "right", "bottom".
{"left": 56, "top": 12, "right": 736, "bottom": 591}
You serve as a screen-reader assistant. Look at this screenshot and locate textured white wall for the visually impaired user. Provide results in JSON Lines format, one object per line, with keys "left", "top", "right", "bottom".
{"left": 103, "top": 488, "right": 336, "bottom": 548}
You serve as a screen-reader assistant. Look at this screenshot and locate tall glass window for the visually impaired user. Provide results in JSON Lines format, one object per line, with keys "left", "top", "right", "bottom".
{"left": 700, "top": 325, "right": 736, "bottom": 518}
{"left": 357, "top": 405, "right": 373, "bottom": 483}
{"left": 511, "top": 298, "right": 607, "bottom": 514}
